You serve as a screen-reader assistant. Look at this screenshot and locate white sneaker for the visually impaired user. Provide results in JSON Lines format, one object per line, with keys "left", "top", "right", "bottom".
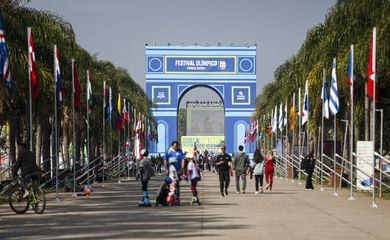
{"left": 265, "top": 184, "right": 270, "bottom": 190}
{"left": 236, "top": 191, "right": 240, "bottom": 194}
{"left": 23, "top": 190, "right": 29, "bottom": 198}
{"left": 255, "top": 191, "right": 259, "bottom": 195}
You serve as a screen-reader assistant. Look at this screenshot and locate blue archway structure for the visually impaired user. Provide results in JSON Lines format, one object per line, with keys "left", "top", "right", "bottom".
{"left": 146, "top": 46, "right": 256, "bottom": 154}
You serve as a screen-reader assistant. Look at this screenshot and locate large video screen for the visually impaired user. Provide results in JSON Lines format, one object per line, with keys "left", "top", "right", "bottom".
{"left": 186, "top": 106, "right": 224, "bottom": 136}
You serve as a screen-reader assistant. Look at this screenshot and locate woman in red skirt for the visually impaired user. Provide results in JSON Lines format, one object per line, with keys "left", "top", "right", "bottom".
{"left": 264, "top": 151, "right": 275, "bottom": 191}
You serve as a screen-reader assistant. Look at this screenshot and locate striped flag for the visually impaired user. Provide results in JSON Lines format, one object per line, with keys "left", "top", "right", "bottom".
{"left": 284, "top": 103, "right": 287, "bottom": 126}
{"left": 302, "top": 80, "right": 309, "bottom": 125}
{"left": 321, "top": 73, "right": 329, "bottom": 119}
{"left": 329, "top": 58, "right": 339, "bottom": 115}
{"left": 0, "top": 17, "right": 11, "bottom": 88}
{"left": 54, "top": 46, "right": 64, "bottom": 102}
{"left": 278, "top": 103, "right": 283, "bottom": 130}
{"left": 367, "top": 27, "right": 377, "bottom": 102}
{"left": 87, "top": 70, "right": 92, "bottom": 114}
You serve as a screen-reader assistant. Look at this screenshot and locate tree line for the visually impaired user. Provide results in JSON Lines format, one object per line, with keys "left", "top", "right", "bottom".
{"left": 255, "top": 0, "right": 390, "bottom": 155}
{"left": 0, "top": 0, "right": 153, "bottom": 172}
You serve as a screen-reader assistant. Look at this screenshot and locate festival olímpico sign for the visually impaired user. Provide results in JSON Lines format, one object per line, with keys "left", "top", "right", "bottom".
{"left": 146, "top": 45, "right": 257, "bottom": 154}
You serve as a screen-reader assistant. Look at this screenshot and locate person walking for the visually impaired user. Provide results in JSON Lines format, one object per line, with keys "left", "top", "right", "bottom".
{"left": 253, "top": 154, "right": 265, "bottom": 194}
{"left": 215, "top": 146, "right": 232, "bottom": 197}
{"left": 305, "top": 138, "right": 316, "bottom": 190}
{"left": 138, "top": 149, "right": 153, "bottom": 207}
{"left": 264, "top": 151, "right": 275, "bottom": 191}
{"left": 233, "top": 145, "right": 250, "bottom": 194}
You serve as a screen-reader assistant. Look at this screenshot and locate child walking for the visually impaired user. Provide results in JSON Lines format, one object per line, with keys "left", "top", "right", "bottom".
{"left": 138, "top": 149, "right": 153, "bottom": 207}
{"left": 184, "top": 152, "right": 201, "bottom": 205}
{"left": 167, "top": 156, "right": 180, "bottom": 206}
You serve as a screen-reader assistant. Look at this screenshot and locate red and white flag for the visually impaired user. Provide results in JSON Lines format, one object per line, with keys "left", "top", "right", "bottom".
{"left": 367, "top": 27, "right": 377, "bottom": 102}
{"left": 28, "top": 27, "right": 39, "bottom": 100}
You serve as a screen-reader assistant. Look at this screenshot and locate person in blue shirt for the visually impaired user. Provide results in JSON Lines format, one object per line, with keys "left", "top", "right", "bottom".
{"left": 164, "top": 141, "right": 184, "bottom": 176}
{"left": 164, "top": 141, "right": 184, "bottom": 205}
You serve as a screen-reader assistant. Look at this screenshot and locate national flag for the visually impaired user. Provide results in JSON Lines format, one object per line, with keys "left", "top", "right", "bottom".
{"left": 272, "top": 106, "right": 277, "bottom": 132}
{"left": 73, "top": 61, "right": 81, "bottom": 110}
{"left": 329, "top": 58, "right": 339, "bottom": 115}
{"left": 121, "top": 98, "right": 127, "bottom": 129}
{"left": 115, "top": 94, "right": 122, "bottom": 129}
{"left": 0, "top": 17, "right": 11, "bottom": 88}
{"left": 54, "top": 46, "right": 64, "bottom": 102}
{"left": 284, "top": 103, "right": 287, "bottom": 126}
{"left": 28, "top": 27, "right": 39, "bottom": 100}
{"left": 348, "top": 45, "right": 354, "bottom": 88}
{"left": 367, "top": 27, "right": 377, "bottom": 102}
{"left": 107, "top": 87, "right": 113, "bottom": 123}
{"left": 135, "top": 114, "right": 141, "bottom": 135}
{"left": 289, "top": 92, "right": 297, "bottom": 130}
{"left": 251, "top": 121, "right": 257, "bottom": 143}
{"left": 321, "top": 76, "right": 330, "bottom": 119}
{"left": 278, "top": 103, "right": 283, "bottom": 130}
{"left": 302, "top": 80, "right": 309, "bottom": 125}
{"left": 86, "top": 70, "right": 92, "bottom": 114}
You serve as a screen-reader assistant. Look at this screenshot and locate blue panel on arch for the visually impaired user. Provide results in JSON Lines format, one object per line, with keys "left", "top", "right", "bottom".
{"left": 237, "top": 56, "right": 255, "bottom": 74}
{"left": 165, "top": 56, "right": 236, "bottom": 74}
{"left": 147, "top": 56, "right": 164, "bottom": 73}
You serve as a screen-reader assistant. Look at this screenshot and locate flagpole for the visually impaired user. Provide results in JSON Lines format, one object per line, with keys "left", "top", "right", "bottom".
{"left": 53, "top": 45, "right": 60, "bottom": 202}
{"left": 320, "top": 68, "right": 325, "bottom": 191}
{"left": 118, "top": 95, "right": 122, "bottom": 184}
{"left": 298, "top": 87, "right": 302, "bottom": 185}
{"left": 72, "top": 59, "right": 77, "bottom": 197}
{"left": 102, "top": 81, "right": 106, "bottom": 188}
{"left": 27, "top": 27, "right": 33, "bottom": 152}
{"left": 285, "top": 99, "right": 288, "bottom": 181}
{"left": 109, "top": 88, "right": 112, "bottom": 163}
{"left": 86, "top": 70, "right": 90, "bottom": 187}
{"left": 291, "top": 93, "right": 295, "bottom": 183}
{"left": 370, "top": 27, "right": 378, "bottom": 208}
{"left": 348, "top": 45, "right": 355, "bottom": 200}
{"left": 333, "top": 112, "right": 338, "bottom": 196}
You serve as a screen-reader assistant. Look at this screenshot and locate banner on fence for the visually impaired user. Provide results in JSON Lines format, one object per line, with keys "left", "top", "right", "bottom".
{"left": 356, "top": 141, "right": 374, "bottom": 191}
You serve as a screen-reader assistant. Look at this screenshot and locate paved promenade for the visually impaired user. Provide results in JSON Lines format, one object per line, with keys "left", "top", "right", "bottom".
{"left": 1, "top": 173, "right": 389, "bottom": 240}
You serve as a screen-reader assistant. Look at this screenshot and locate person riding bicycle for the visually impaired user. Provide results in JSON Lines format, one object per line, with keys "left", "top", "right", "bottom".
{"left": 12, "top": 142, "right": 40, "bottom": 198}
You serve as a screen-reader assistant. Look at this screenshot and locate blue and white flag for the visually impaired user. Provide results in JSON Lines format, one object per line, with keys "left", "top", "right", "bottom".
{"left": 302, "top": 80, "right": 309, "bottom": 125}
{"left": 0, "top": 17, "right": 11, "bottom": 88}
{"left": 272, "top": 106, "right": 277, "bottom": 132}
{"left": 329, "top": 58, "right": 339, "bottom": 115}
{"left": 54, "top": 46, "right": 63, "bottom": 102}
{"left": 321, "top": 71, "right": 329, "bottom": 119}
{"left": 278, "top": 103, "right": 283, "bottom": 130}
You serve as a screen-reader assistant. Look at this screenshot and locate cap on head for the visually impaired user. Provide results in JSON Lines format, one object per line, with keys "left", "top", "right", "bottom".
{"left": 186, "top": 152, "right": 194, "bottom": 159}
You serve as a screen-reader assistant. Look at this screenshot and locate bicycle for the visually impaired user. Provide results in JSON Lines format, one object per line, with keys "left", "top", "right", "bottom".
{"left": 8, "top": 176, "right": 46, "bottom": 214}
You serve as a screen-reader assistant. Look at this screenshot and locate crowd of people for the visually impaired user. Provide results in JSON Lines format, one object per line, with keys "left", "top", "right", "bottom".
{"left": 134, "top": 139, "right": 297, "bottom": 207}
